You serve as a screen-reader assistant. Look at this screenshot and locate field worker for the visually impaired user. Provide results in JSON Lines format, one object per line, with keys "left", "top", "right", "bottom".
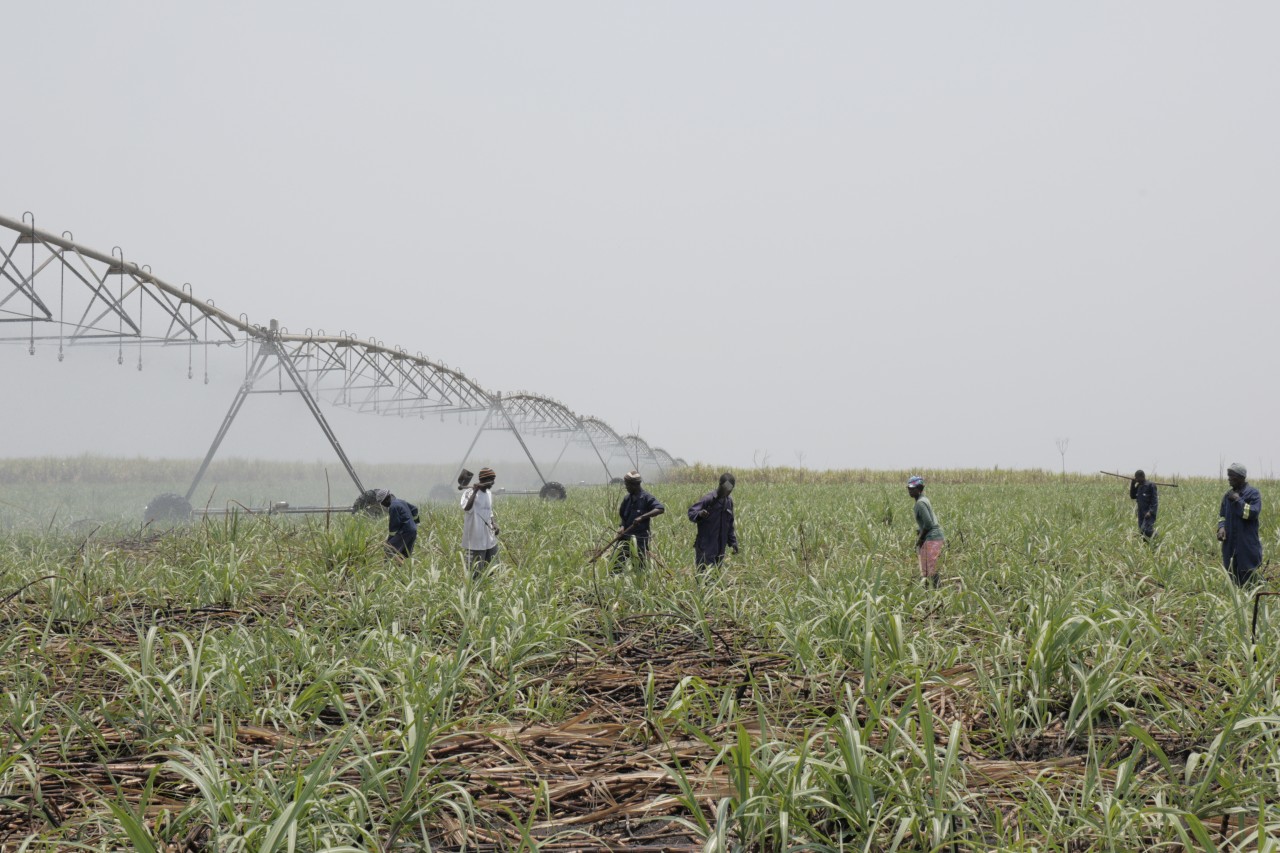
{"left": 1129, "top": 470, "right": 1158, "bottom": 539}
{"left": 378, "top": 489, "right": 420, "bottom": 560}
{"left": 1218, "top": 463, "right": 1262, "bottom": 586}
{"left": 613, "top": 470, "right": 665, "bottom": 570}
{"left": 907, "top": 476, "right": 945, "bottom": 587}
{"left": 461, "top": 467, "right": 500, "bottom": 578}
{"left": 688, "top": 472, "right": 739, "bottom": 570}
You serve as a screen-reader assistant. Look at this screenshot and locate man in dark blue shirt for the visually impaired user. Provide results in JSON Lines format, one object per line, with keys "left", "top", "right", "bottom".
{"left": 378, "top": 489, "right": 420, "bottom": 560}
{"left": 613, "top": 470, "right": 664, "bottom": 570}
{"left": 1129, "top": 470, "right": 1158, "bottom": 539}
{"left": 1218, "top": 462, "right": 1262, "bottom": 586}
{"left": 688, "top": 472, "right": 739, "bottom": 570}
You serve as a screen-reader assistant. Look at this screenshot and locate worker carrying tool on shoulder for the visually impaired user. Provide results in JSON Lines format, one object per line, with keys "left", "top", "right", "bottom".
{"left": 1129, "top": 470, "right": 1158, "bottom": 540}
{"left": 461, "top": 467, "right": 499, "bottom": 578}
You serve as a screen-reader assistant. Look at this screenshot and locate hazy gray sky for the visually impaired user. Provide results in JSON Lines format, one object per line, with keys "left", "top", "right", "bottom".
{"left": 3, "top": 3, "right": 1278, "bottom": 477}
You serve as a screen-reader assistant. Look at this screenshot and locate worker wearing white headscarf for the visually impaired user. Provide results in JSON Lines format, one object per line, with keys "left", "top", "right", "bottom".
{"left": 1219, "top": 463, "right": 1262, "bottom": 586}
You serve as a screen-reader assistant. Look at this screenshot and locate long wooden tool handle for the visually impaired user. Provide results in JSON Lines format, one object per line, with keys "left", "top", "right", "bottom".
{"left": 1099, "top": 471, "right": 1179, "bottom": 488}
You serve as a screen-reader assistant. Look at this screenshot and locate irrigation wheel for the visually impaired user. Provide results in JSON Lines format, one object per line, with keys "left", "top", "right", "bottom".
{"left": 351, "top": 490, "right": 386, "bottom": 516}
{"left": 143, "top": 493, "right": 192, "bottom": 523}
{"left": 539, "top": 481, "right": 568, "bottom": 501}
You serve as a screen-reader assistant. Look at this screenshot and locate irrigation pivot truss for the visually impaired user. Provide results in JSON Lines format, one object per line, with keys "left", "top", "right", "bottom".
{"left": 579, "top": 417, "right": 639, "bottom": 482}
{"left": 449, "top": 393, "right": 600, "bottom": 500}
{"left": 622, "top": 434, "right": 665, "bottom": 478}
{"left": 652, "top": 447, "right": 678, "bottom": 470}
{"left": 0, "top": 212, "right": 683, "bottom": 512}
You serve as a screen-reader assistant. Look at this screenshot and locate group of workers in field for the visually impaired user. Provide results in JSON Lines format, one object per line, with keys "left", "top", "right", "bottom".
{"left": 375, "top": 468, "right": 738, "bottom": 576}
{"left": 376, "top": 461, "right": 1264, "bottom": 589}
{"left": 610, "top": 470, "right": 740, "bottom": 571}
{"left": 1128, "top": 462, "right": 1264, "bottom": 587}
{"left": 906, "top": 463, "right": 1265, "bottom": 589}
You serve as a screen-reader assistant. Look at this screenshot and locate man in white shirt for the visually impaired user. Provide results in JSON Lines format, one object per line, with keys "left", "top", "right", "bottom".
{"left": 461, "top": 467, "right": 499, "bottom": 578}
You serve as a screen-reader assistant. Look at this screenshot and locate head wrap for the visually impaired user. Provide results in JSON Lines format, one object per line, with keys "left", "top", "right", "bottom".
{"left": 719, "top": 472, "right": 736, "bottom": 487}
{"left": 478, "top": 467, "right": 496, "bottom": 482}
{"left": 1228, "top": 462, "right": 1247, "bottom": 477}
{"left": 373, "top": 488, "right": 391, "bottom": 503}
{"left": 624, "top": 470, "right": 642, "bottom": 484}
{"left": 906, "top": 476, "right": 924, "bottom": 489}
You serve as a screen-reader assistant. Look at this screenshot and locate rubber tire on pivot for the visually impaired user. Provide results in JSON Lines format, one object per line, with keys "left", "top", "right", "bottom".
{"left": 539, "top": 481, "right": 568, "bottom": 501}
{"left": 429, "top": 484, "right": 456, "bottom": 503}
{"left": 352, "top": 490, "right": 386, "bottom": 516}
{"left": 144, "top": 493, "right": 192, "bottom": 523}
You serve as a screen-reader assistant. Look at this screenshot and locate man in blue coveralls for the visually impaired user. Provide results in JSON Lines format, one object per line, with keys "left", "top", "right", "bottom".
{"left": 1218, "top": 462, "right": 1262, "bottom": 586}
{"left": 688, "top": 472, "right": 739, "bottom": 570}
{"left": 378, "top": 489, "right": 419, "bottom": 560}
{"left": 1129, "top": 470, "right": 1158, "bottom": 539}
{"left": 613, "top": 470, "right": 665, "bottom": 570}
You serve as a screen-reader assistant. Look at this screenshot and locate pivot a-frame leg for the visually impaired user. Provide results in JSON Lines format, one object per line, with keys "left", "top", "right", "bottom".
{"left": 455, "top": 405, "right": 496, "bottom": 486}
{"left": 454, "top": 396, "right": 552, "bottom": 487}
{"left": 185, "top": 336, "right": 365, "bottom": 503}
{"left": 580, "top": 427, "right": 615, "bottom": 483}
{"left": 493, "top": 396, "right": 547, "bottom": 486}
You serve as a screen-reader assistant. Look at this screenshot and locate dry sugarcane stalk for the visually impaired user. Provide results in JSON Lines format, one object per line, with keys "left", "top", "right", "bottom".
{"left": 586, "top": 520, "right": 642, "bottom": 564}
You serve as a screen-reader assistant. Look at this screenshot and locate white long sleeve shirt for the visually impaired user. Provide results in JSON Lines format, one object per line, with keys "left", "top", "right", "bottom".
{"left": 461, "top": 487, "right": 497, "bottom": 550}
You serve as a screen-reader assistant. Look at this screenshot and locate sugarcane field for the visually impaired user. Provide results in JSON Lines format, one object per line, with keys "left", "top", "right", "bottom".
{"left": 0, "top": 460, "right": 1277, "bottom": 850}
{"left": 5, "top": 4, "right": 1279, "bottom": 851}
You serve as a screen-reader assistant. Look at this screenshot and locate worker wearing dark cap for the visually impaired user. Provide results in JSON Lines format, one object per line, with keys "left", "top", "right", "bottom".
{"left": 613, "top": 470, "right": 664, "bottom": 570}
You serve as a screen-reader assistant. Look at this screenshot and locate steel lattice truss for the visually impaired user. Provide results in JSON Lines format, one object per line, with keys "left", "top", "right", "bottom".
{"left": 279, "top": 336, "right": 491, "bottom": 417}
{"left": 579, "top": 417, "right": 638, "bottom": 477}
{"left": 499, "top": 394, "right": 583, "bottom": 436}
{"left": 0, "top": 214, "right": 241, "bottom": 362}
{"left": 456, "top": 395, "right": 642, "bottom": 487}
{"left": 623, "top": 434, "right": 664, "bottom": 477}
{"left": 1, "top": 212, "right": 683, "bottom": 498}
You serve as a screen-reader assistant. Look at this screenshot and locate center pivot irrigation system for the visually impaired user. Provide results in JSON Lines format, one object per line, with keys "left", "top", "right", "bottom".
{"left": 0, "top": 212, "right": 685, "bottom": 519}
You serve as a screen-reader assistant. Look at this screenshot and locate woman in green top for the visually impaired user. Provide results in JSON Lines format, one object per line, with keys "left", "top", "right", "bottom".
{"left": 907, "top": 475, "right": 944, "bottom": 587}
